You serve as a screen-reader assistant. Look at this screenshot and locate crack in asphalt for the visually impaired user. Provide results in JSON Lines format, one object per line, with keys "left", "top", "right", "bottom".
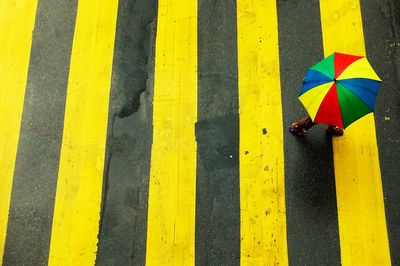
{"left": 116, "top": 19, "right": 157, "bottom": 118}
{"left": 96, "top": 0, "right": 157, "bottom": 263}
{"left": 380, "top": 0, "right": 400, "bottom": 81}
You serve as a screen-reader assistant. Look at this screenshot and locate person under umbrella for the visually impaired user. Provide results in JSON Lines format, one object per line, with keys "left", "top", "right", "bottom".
{"left": 289, "top": 52, "right": 381, "bottom": 137}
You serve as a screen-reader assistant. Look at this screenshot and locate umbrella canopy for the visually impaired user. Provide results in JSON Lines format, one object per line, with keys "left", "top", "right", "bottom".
{"left": 299, "top": 52, "right": 381, "bottom": 128}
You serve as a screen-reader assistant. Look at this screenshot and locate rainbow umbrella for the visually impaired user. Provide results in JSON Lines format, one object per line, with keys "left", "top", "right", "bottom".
{"left": 299, "top": 52, "right": 381, "bottom": 128}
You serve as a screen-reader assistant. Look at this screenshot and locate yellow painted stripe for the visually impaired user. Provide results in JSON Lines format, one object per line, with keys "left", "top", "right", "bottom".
{"left": 237, "top": 0, "right": 288, "bottom": 265}
{"left": 319, "top": 1, "right": 391, "bottom": 265}
{"left": 47, "top": 0, "right": 118, "bottom": 265}
{"left": 0, "top": 1, "right": 38, "bottom": 263}
{"left": 146, "top": 0, "right": 197, "bottom": 265}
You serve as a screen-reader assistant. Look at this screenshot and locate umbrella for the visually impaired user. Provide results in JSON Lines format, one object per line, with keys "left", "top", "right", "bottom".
{"left": 298, "top": 52, "right": 381, "bottom": 129}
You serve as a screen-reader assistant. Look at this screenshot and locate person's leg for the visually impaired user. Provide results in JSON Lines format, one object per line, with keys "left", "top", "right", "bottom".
{"left": 298, "top": 116, "right": 315, "bottom": 130}
{"left": 325, "top": 125, "right": 344, "bottom": 136}
{"left": 289, "top": 116, "right": 315, "bottom": 136}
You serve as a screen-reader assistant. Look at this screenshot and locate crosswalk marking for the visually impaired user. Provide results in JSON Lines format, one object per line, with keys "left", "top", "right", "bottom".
{"left": 237, "top": 0, "right": 288, "bottom": 264}
{"left": 0, "top": 1, "right": 396, "bottom": 264}
{"left": 319, "top": 0, "right": 391, "bottom": 265}
{"left": 146, "top": 0, "right": 197, "bottom": 264}
{"left": 47, "top": 0, "right": 118, "bottom": 264}
{"left": 0, "top": 1, "right": 38, "bottom": 264}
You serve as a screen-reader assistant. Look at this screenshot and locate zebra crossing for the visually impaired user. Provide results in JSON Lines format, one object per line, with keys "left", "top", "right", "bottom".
{"left": 0, "top": 0, "right": 399, "bottom": 265}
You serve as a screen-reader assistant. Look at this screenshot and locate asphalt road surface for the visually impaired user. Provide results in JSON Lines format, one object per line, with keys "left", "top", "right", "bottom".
{"left": 0, "top": 0, "right": 399, "bottom": 265}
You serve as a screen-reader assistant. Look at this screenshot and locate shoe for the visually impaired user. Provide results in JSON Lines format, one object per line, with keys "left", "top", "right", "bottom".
{"left": 289, "top": 123, "right": 307, "bottom": 136}
{"left": 325, "top": 126, "right": 344, "bottom": 136}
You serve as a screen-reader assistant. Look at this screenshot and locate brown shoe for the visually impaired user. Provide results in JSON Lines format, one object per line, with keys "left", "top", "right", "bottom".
{"left": 325, "top": 126, "right": 344, "bottom": 136}
{"left": 289, "top": 123, "right": 307, "bottom": 136}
